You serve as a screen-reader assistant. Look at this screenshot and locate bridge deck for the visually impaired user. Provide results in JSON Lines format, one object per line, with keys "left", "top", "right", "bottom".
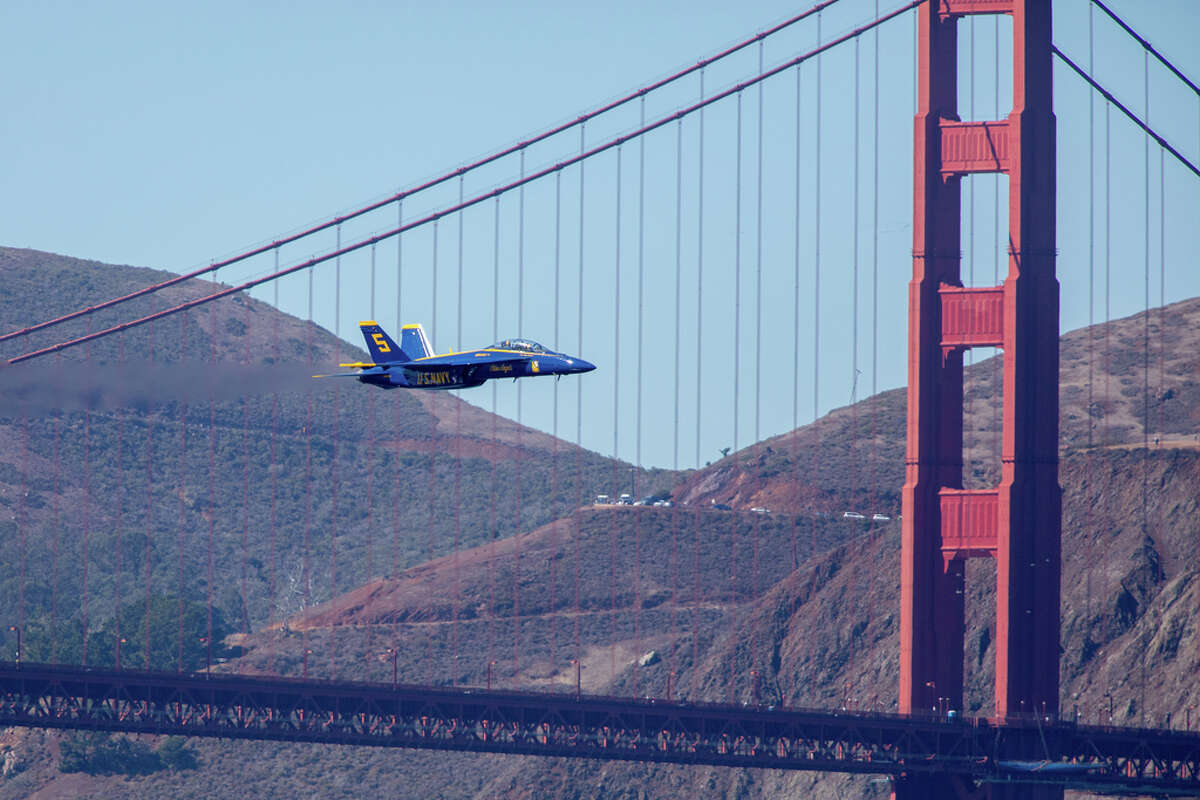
{"left": 0, "top": 663, "right": 1196, "bottom": 796}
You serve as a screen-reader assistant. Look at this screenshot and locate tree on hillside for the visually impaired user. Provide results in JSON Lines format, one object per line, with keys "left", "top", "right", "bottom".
{"left": 23, "top": 595, "right": 232, "bottom": 672}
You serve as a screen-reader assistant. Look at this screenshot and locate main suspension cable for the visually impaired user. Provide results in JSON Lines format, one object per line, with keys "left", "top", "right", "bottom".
{"left": 0, "top": 0, "right": 847, "bottom": 347}
{"left": 1053, "top": 46, "right": 1200, "bottom": 179}
{"left": 1089, "top": 0, "right": 1200, "bottom": 99}
{"left": 10, "top": 1, "right": 923, "bottom": 366}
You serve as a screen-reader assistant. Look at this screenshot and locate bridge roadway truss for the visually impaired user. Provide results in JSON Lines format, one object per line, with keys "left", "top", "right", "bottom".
{"left": 0, "top": 663, "right": 1197, "bottom": 796}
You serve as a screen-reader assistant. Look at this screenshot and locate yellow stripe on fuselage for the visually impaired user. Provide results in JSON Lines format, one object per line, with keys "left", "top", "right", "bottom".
{"left": 411, "top": 348, "right": 536, "bottom": 362}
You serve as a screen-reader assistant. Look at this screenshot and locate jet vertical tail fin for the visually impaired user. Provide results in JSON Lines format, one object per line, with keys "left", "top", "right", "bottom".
{"left": 399, "top": 323, "right": 433, "bottom": 360}
{"left": 358, "top": 321, "right": 406, "bottom": 364}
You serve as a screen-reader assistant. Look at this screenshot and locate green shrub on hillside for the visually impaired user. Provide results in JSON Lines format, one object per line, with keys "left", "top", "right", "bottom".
{"left": 22, "top": 594, "right": 232, "bottom": 672}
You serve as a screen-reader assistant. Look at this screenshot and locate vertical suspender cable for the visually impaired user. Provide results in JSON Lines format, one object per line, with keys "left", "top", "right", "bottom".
{"left": 330, "top": 287, "right": 341, "bottom": 682}
{"left": 692, "top": 69, "right": 706, "bottom": 693}
{"left": 397, "top": 200, "right": 404, "bottom": 329}
{"left": 114, "top": 335, "right": 125, "bottom": 668}
{"left": 428, "top": 221, "right": 439, "bottom": 684}
{"left": 269, "top": 248, "right": 280, "bottom": 673}
{"left": 871, "top": 0, "right": 880, "bottom": 513}
{"left": 1140, "top": 50, "right": 1151, "bottom": 724}
{"left": 335, "top": 225, "right": 342, "bottom": 341}
{"left": 671, "top": 116, "right": 683, "bottom": 685}
{"left": 239, "top": 295, "right": 251, "bottom": 646}
{"left": 514, "top": 150, "right": 526, "bottom": 687}
{"left": 393, "top": 203, "right": 404, "bottom": 661}
{"left": 303, "top": 263, "right": 313, "bottom": 676}
{"left": 490, "top": 196, "right": 500, "bottom": 679}
{"left": 551, "top": 169, "right": 562, "bottom": 666}
{"left": 458, "top": 177, "right": 464, "bottom": 350}
{"left": 1104, "top": 103, "right": 1111, "bottom": 449}
{"left": 238, "top": 281, "right": 251, "bottom": 663}
{"left": 18, "top": 416, "right": 28, "bottom": 665}
{"left": 81, "top": 337, "right": 90, "bottom": 665}
{"left": 366, "top": 244, "right": 377, "bottom": 666}
{"left": 793, "top": 63, "right": 803, "bottom": 576}
{"left": 1085, "top": 2, "right": 1095, "bottom": 623}
{"left": 752, "top": 39, "right": 764, "bottom": 644}
{"left": 330, "top": 229, "right": 343, "bottom": 678}
{"left": 812, "top": 11, "right": 823, "bottom": 553}
{"left": 610, "top": 144, "right": 621, "bottom": 687}
{"left": 332, "top": 223, "right": 343, "bottom": 677}
{"left": 454, "top": 178, "right": 464, "bottom": 684}
{"left": 851, "top": 33, "right": 862, "bottom": 638}
{"left": 729, "top": 89, "right": 743, "bottom": 702}
{"left": 696, "top": 69, "right": 705, "bottom": 473}
{"left": 852, "top": 36, "right": 861, "bottom": 511}
{"left": 1155, "top": 146, "right": 1166, "bottom": 673}
{"left": 574, "top": 124, "right": 586, "bottom": 684}
{"left": 144, "top": 331, "right": 154, "bottom": 669}
{"left": 734, "top": 89, "right": 743, "bottom": 463}
{"left": 439, "top": 220, "right": 444, "bottom": 345}
{"left": 177, "top": 313, "right": 188, "bottom": 672}
{"left": 634, "top": 95, "right": 646, "bottom": 696}
{"left": 227, "top": 284, "right": 239, "bottom": 673}
{"left": 49, "top": 356, "right": 58, "bottom": 662}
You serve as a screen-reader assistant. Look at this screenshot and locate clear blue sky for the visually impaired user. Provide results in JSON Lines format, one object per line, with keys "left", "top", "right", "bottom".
{"left": 3, "top": 0, "right": 1198, "bottom": 469}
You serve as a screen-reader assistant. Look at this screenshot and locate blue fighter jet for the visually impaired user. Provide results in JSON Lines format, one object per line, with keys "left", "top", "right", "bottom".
{"left": 317, "top": 321, "right": 595, "bottom": 390}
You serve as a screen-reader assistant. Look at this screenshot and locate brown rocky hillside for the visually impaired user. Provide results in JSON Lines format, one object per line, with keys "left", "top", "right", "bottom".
{"left": 0, "top": 247, "right": 1196, "bottom": 799}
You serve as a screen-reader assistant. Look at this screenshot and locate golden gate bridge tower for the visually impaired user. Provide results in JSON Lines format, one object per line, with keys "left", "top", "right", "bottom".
{"left": 900, "top": 0, "right": 1060, "bottom": 797}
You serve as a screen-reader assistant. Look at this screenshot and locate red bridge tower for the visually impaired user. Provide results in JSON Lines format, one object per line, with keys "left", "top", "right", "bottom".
{"left": 899, "top": 0, "right": 1059, "bottom": 797}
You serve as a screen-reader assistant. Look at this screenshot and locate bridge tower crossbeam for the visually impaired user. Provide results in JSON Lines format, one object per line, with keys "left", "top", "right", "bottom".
{"left": 900, "top": 0, "right": 1059, "bottom": 796}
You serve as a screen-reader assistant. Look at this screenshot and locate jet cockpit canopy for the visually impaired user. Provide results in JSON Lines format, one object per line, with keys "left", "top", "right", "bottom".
{"left": 492, "top": 338, "right": 551, "bottom": 354}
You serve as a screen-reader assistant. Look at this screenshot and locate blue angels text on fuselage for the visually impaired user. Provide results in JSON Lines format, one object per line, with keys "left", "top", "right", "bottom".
{"left": 316, "top": 321, "right": 595, "bottom": 390}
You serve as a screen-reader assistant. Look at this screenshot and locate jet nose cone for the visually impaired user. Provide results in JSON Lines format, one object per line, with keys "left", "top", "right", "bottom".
{"left": 571, "top": 358, "right": 595, "bottom": 374}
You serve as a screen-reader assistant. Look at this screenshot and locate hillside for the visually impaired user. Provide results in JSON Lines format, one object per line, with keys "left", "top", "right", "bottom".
{"left": 0, "top": 246, "right": 674, "bottom": 660}
{"left": 0, "top": 247, "right": 1196, "bottom": 799}
{"left": 673, "top": 296, "right": 1200, "bottom": 511}
{"left": 497, "top": 447, "right": 1196, "bottom": 800}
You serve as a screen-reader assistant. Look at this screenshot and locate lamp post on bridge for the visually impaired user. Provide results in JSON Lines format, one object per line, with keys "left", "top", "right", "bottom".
{"left": 7, "top": 626, "right": 20, "bottom": 667}
{"left": 384, "top": 648, "right": 397, "bottom": 689}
